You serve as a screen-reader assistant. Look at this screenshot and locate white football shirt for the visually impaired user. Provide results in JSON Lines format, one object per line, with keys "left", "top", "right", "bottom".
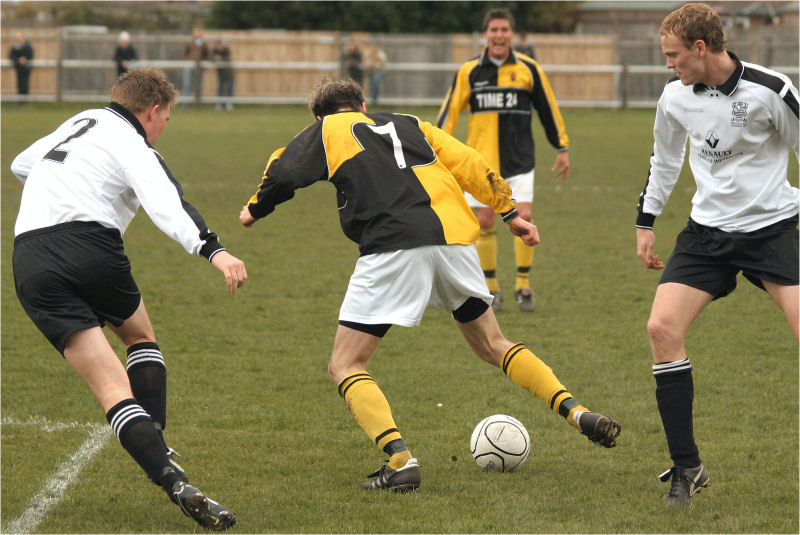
{"left": 11, "top": 103, "right": 224, "bottom": 259}
{"left": 638, "top": 54, "right": 799, "bottom": 233}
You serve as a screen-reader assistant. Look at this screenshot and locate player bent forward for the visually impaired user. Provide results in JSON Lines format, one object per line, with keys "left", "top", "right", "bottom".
{"left": 11, "top": 68, "right": 244, "bottom": 530}
{"left": 240, "top": 78, "right": 620, "bottom": 491}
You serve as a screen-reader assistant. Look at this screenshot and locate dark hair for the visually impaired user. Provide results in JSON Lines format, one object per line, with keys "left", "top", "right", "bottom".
{"left": 110, "top": 67, "right": 178, "bottom": 113}
{"left": 661, "top": 2, "right": 727, "bottom": 53}
{"left": 483, "top": 8, "right": 515, "bottom": 32}
{"left": 308, "top": 77, "right": 364, "bottom": 118}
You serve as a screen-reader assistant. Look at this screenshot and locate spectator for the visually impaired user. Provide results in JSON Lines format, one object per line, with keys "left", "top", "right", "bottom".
{"left": 363, "top": 43, "right": 388, "bottom": 106}
{"left": 341, "top": 39, "right": 364, "bottom": 87}
{"left": 113, "top": 31, "right": 137, "bottom": 77}
{"left": 9, "top": 31, "right": 34, "bottom": 104}
{"left": 182, "top": 27, "right": 209, "bottom": 107}
{"left": 211, "top": 38, "right": 234, "bottom": 111}
{"left": 515, "top": 31, "right": 536, "bottom": 59}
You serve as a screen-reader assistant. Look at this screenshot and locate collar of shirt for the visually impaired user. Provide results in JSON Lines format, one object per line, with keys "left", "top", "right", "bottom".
{"left": 106, "top": 101, "right": 149, "bottom": 145}
{"left": 693, "top": 51, "right": 744, "bottom": 96}
{"left": 479, "top": 48, "right": 518, "bottom": 67}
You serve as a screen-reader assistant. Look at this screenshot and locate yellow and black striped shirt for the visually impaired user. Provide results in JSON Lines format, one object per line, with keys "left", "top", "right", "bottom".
{"left": 437, "top": 49, "right": 569, "bottom": 178}
{"left": 247, "top": 112, "right": 516, "bottom": 256}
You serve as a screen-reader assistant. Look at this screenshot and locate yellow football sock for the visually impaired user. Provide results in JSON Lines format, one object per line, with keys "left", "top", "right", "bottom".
{"left": 338, "top": 372, "right": 410, "bottom": 457}
{"left": 514, "top": 236, "right": 534, "bottom": 291}
{"left": 389, "top": 450, "right": 412, "bottom": 469}
{"left": 476, "top": 228, "right": 498, "bottom": 292}
{"left": 501, "top": 343, "right": 586, "bottom": 429}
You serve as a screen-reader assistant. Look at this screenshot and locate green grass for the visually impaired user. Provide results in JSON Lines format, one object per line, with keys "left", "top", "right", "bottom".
{"left": 2, "top": 103, "right": 798, "bottom": 534}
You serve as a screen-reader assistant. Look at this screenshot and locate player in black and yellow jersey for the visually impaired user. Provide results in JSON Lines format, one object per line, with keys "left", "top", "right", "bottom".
{"left": 241, "top": 78, "right": 619, "bottom": 492}
{"left": 437, "top": 8, "right": 570, "bottom": 313}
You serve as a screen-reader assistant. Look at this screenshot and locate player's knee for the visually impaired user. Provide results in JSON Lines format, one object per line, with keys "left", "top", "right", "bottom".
{"left": 123, "top": 335, "right": 156, "bottom": 352}
{"left": 646, "top": 315, "right": 680, "bottom": 348}
{"left": 476, "top": 211, "right": 496, "bottom": 229}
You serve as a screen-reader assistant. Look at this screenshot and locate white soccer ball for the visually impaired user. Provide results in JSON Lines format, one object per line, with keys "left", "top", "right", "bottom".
{"left": 470, "top": 414, "right": 530, "bottom": 472}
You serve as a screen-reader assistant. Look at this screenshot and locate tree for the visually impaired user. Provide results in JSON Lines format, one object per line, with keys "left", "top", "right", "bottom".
{"left": 207, "top": 1, "right": 578, "bottom": 33}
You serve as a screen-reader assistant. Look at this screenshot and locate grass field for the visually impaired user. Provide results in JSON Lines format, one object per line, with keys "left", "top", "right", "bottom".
{"left": 1, "top": 102, "right": 798, "bottom": 534}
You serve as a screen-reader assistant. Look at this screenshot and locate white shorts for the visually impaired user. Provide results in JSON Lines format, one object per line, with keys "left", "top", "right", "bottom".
{"left": 465, "top": 168, "right": 534, "bottom": 208}
{"left": 339, "top": 244, "right": 493, "bottom": 327}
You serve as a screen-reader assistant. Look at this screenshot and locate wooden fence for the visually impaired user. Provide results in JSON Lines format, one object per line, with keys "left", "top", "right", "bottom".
{"left": 2, "top": 27, "right": 797, "bottom": 107}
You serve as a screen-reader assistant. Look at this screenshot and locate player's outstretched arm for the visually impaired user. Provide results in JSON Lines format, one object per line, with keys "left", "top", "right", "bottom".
{"left": 239, "top": 205, "right": 257, "bottom": 227}
{"left": 636, "top": 227, "right": 664, "bottom": 270}
{"left": 211, "top": 250, "right": 247, "bottom": 294}
{"left": 508, "top": 217, "right": 540, "bottom": 247}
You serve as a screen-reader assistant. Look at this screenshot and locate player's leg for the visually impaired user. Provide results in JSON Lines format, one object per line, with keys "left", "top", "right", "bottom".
{"left": 330, "top": 323, "right": 420, "bottom": 491}
{"left": 62, "top": 327, "right": 187, "bottom": 490}
{"left": 333, "top": 249, "right": 432, "bottom": 490}
{"left": 763, "top": 281, "right": 799, "bottom": 341}
{"left": 752, "top": 219, "right": 799, "bottom": 342}
{"left": 474, "top": 206, "right": 501, "bottom": 310}
{"left": 70, "top": 321, "right": 234, "bottom": 529}
{"left": 106, "top": 299, "right": 187, "bottom": 480}
{"left": 507, "top": 170, "right": 536, "bottom": 312}
{"left": 513, "top": 201, "right": 535, "bottom": 311}
{"left": 648, "top": 282, "right": 712, "bottom": 506}
{"left": 453, "top": 300, "right": 620, "bottom": 447}
{"left": 329, "top": 323, "right": 407, "bottom": 463}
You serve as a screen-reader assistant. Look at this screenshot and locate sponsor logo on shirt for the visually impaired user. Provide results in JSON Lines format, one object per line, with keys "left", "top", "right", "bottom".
{"left": 699, "top": 130, "right": 744, "bottom": 163}
{"left": 705, "top": 130, "right": 719, "bottom": 148}
{"left": 473, "top": 90, "right": 523, "bottom": 111}
{"left": 730, "top": 101, "right": 748, "bottom": 127}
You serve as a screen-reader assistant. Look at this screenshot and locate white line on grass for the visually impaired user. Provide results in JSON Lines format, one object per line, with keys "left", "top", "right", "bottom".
{"left": 2, "top": 415, "right": 98, "bottom": 432}
{"left": 4, "top": 422, "right": 112, "bottom": 535}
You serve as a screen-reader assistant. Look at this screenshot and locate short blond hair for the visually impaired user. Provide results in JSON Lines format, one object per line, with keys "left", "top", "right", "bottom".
{"left": 660, "top": 3, "right": 727, "bottom": 53}
{"left": 110, "top": 67, "right": 179, "bottom": 113}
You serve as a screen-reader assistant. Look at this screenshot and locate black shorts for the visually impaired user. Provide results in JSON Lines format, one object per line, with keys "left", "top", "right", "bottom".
{"left": 13, "top": 221, "right": 141, "bottom": 354}
{"left": 660, "top": 216, "right": 799, "bottom": 300}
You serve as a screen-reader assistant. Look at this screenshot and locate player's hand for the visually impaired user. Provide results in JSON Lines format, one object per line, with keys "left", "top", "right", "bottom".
{"left": 211, "top": 250, "right": 248, "bottom": 294}
{"left": 240, "top": 205, "right": 257, "bottom": 227}
{"left": 636, "top": 227, "right": 664, "bottom": 270}
{"left": 551, "top": 151, "right": 570, "bottom": 182}
{"left": 508, "top": 217, "right": 540, "bottom": 247}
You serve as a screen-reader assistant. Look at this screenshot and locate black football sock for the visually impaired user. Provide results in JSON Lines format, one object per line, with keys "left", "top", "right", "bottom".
{"left": 106, "top": 398, "right": 177, "bottom": 491}
{"left": 653, "top": 359, "right": 701, "bottom": 468}
{"left": 126, "top": 342, "right": 167, "bottom": 448}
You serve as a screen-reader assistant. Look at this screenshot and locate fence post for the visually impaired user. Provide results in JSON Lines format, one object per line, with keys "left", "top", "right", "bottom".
{"left": 193, "top": 58, "right": 202, "bottom": 107}
{"left": 620, "top": 60, "right": 628, "bottom": 110}
{"left": 56, "top": 29, "right": 64, "bottom": 103}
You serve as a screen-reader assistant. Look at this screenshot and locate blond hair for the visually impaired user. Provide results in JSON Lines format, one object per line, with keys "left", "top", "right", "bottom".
{"left": 660, "top": 3, "right": 727, "bottom": 53}
{"left": 110, "top": 67, "right": 179, "bottom": 113}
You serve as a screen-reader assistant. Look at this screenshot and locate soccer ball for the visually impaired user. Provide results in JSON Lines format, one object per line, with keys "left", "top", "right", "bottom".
{"left": 470, "top": 414, "right": 530, "bottom": 472}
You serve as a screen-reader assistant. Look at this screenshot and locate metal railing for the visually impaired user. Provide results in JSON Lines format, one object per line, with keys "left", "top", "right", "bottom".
{"left": 3, "top": 57, "right": 798, "bottom": 108}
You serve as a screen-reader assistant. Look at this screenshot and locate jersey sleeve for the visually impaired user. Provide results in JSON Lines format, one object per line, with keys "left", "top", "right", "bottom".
{"left": 529, "top": 61, "right": 569, "bottom": 151}
{"left": 436, "top": 65, "right": 471, "bottom": 134}
{"left": 636, "top": 87, "right": 688, "bottom": 229}
{"left": 10, "top": 121, "right": 73, "bottom": 183}
{"left": 128, "top": 146, "right": 225, "bottom": 260}
{"left": 772, "top": 76, "right": 799, "bottom": 157}
{"left": 419, "top": 119, "right": 515, "bottom": 215}
{"left": 246, "top": 122, "right": 329, "bottom": 220}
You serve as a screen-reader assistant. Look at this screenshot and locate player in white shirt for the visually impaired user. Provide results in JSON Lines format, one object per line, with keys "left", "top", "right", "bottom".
{"left": 635, "top": 3, "right": 799, "bottom": 507}
{"left": 11, "top": 68, "right": 244, "bottom": 530}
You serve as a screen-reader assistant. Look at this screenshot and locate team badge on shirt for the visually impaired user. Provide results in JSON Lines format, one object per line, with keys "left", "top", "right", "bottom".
{"left": 730, "top": 101, "right": 748, "bottom": 127}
